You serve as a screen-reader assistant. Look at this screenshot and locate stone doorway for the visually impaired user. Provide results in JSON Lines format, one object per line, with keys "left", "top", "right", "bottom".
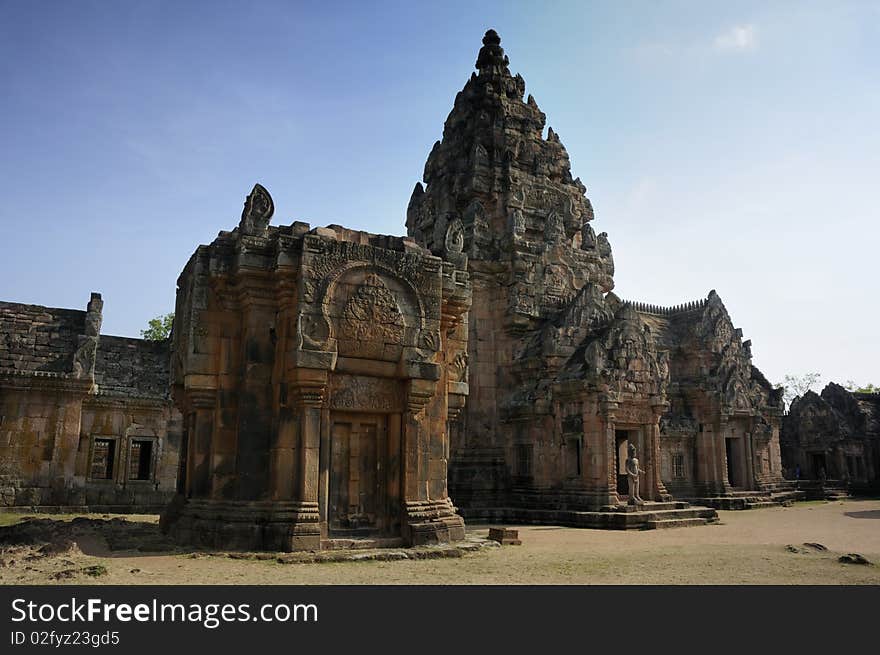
{"left": 328, "top": 412, "right": 390, "bottom": 536}
{"left": 725, "top": 438, "right": 743, "bottom": 488}
{"left": 615, "top": 430, "right": 630, "bottom": 496}
{"left": 810, "top": 452, "right": 827, "bottom": 480}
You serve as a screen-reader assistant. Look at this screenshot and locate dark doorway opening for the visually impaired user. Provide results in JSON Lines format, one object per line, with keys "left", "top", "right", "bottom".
{"left": 811, "top": 453, "right": 827, "bottom": 480}
{"left": 725, "top": 438, "right": 740, "bottom": 488}
{"left": 615, "top": 430, "right": 629, "bottom": 495}
{"left": 129, "top": 440, "right": 153, "bottom": 481}
{"left": 90, "top": 438, "right": 116, "bottom": 480}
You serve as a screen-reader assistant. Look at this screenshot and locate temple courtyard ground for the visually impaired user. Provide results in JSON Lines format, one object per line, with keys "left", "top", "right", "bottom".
{"left": 1, "top": 498, "right": 878, "bottom": 585}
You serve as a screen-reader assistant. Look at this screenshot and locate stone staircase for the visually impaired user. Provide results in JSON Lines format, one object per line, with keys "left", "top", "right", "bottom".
{"left": 462, "top": 501, "right": 719, "bottom": 530}
{"left": 321, "top": 536, "right": 406, "bottom": 550}
{"left": 689, "top": 487, "right": 806, "bottom": 510}
{"left": 605, "top": 501, "right": 720, "bottom": 530}
{"left": 785, "top": 479, "right": 851, "bottom": 501}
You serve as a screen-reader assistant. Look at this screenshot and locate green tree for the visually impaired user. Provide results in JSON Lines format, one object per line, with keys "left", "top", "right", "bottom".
{"left": 141, "top": 313, "right": 174, "bottom": 341}
{"left": 776, "top": 372, "right": 822, "bottom": 408}
{"left": 845, "top": 380, "right": 878, "bottom": 394}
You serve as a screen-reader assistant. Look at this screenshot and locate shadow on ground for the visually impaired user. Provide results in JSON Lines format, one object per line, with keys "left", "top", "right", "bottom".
{"left": 0, "top": 517, "right": 182, "bottom": 560}
{"left": 844, "top": 510, "right": 880, "bottom": 520}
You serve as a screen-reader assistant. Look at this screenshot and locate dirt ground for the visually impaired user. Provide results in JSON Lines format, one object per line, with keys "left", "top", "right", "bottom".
{"left": 1, "top": 498, "right": 878, "bottom": 585}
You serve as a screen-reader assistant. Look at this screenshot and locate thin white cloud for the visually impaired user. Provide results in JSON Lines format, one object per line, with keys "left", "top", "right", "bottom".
{"left": 713, "top": 24, "right": 758, "bottom": 52}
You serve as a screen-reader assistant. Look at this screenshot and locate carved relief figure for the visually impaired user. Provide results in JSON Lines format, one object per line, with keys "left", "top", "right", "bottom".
{"left": 544, "top": 210, "right": 565, "bottom": 243}
{"left": 340, "top": 273, "right": 405, "bottom": 345}
{"left": 445, "top": 218, "right": 465, "bottom": 254}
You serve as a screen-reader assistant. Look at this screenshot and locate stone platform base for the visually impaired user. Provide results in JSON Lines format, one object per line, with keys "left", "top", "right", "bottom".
{"left": 161, "top": 498, "right": 323, "bottom": 551}
{"left": 2, "top": 504, "right": 169, "bottom": 514}
{"left": 460, "top": 501, "right": 718, "bottom": 530}
{"left": 212, "top": 535, "right": 499, "bottom": 563}
{"left": 161, "top": 496, "right": 467, "bottom": 551}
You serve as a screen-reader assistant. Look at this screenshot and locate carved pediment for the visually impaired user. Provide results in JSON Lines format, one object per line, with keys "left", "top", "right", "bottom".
{"left": 340, "top": 274, "right": 405, "bottom": 346}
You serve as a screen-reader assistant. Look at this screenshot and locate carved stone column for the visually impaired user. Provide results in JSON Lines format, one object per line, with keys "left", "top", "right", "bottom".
{"left": 402, "top": 378, "right": 465, "bottom": 546}
{"left": 600, "top": 397, "right": 619, "bottom": 507}
{"left": 286, "top": 368, "right": 326, "bottom": 551}
{"left": 649, "top": 401, "right": 671, "bottom": 501}
{"left": 717, "top": 415, "right": 732, "bottom": 493}
{"left": 743, "top": 424, "right": 756, "bottom": 490}
{"left": 188, "top": 390, "right": 216, "bottom": 498}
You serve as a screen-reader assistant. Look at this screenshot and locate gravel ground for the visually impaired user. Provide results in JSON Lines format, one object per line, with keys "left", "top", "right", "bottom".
{"left": 1, "top": 498, "right": 878, "bottom": 585}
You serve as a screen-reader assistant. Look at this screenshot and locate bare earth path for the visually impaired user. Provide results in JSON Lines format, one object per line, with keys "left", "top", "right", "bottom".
{"left": 2, "top": 499, "right": 879, "bottom": 585}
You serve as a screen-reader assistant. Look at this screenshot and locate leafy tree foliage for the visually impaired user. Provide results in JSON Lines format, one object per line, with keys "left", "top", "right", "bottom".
{"left": 141, "top": 313, "right": 174, "bottom": 341}
{"left": 845, "top": 381, "right": 878, "bottom": 394}
{"left": 776, "top": 372, "right": 822, "bottom": 408}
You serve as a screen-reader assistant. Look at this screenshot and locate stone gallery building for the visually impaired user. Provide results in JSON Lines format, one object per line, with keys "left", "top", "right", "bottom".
{"left": 2, "top": 31, "right": 792, "bottom": 546}
{"left": 0, "top": 294, "right": 180, "bottom": 511}
{"left": 781, "top": 383, "right": 880, "bottom": 491}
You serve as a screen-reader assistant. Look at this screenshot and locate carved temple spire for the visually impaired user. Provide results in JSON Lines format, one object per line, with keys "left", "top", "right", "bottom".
{"left": 407, "top": 29, "right": 613, "bottom": 295}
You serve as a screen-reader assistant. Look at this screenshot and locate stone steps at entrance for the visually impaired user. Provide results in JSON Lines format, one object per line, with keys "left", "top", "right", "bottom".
{"left": 460, "top": 503, "right": 719, "bottom": 530}
{"left": 688, "top": 490, "right": 810, "bottom": 510}
{"left": 610, "top": 501, "right": 690, "bottom": 513}
{"left": 321, "top": 537, "right": 405, "bottom": 550}
{"left": 689, "top": 496, "right": 758, "bottom": 510}
{"left": 645, "top": 517, "right": 712, "bottom": 529}
{"left": 743, "top": 501, "right": 778, "bottom": 509}
{"left": 769, "top": 490, "right": 806, "bottom": 503}
{"left": 633, "top": 507, "right": 718, "bottom": 521}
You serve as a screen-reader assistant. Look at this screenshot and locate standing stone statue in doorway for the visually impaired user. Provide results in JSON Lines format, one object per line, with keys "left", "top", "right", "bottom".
{"left": 626, "top": 444, "right": 646, "bottom": 505}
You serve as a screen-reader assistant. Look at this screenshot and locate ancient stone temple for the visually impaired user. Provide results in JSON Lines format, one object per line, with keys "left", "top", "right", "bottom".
{"left": 2, "top": 29, "right": 795, "bottom": 543}
{"left": 0, "top": 294, "right": 180, "bottom": 510}
{"left": 781, "top": 383, "right": 880, "bottom": 492}
{"left": 406, "top": 30, "right": 787, "bottom": 525}
{"left": 161, "top": 184, "right": 471, "bottom": 550}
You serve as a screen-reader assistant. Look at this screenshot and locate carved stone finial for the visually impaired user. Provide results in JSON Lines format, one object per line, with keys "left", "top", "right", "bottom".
{"left": 73, "top": 292, "right": 103, "bottom": 380}
{"left": 239, "top": 183, "right": 274, "bottom": 236}
{"left": 476, "top": 29, "right": 509, "bottom": 72}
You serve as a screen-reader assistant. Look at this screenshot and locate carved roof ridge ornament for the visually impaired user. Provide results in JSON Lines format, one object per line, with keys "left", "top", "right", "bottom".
{"left": 239, "top": 183, "right": 274, "bottom": 237}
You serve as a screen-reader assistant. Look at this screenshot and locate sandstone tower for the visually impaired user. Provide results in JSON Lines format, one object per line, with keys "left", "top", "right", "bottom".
{"left": 408, "top": 30, "right": 785, "bottom": 523}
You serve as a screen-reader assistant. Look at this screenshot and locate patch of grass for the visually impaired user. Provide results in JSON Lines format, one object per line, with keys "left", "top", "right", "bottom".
{"left": 0, "top": 514, "right": 24, "bottom": 528}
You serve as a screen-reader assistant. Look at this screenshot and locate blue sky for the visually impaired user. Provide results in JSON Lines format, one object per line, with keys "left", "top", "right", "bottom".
{"left": 1, "top": 0, "right": 877, "bottom": 389}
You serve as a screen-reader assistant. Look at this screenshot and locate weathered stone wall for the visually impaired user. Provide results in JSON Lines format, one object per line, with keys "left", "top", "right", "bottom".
{"left": 0, "top": 382, "right": 86, "bottom": 505}
{"left": 0, "top": 296, "right": 179, "bottom": 510}
{"left": 95, "top": 336, "right": 173, "bottom": 398}
{"left": 76, "top": 398, "right": 181, "bottom": 510}
{"left": 0, "top": 302, "right": 83, "bottom": 373}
